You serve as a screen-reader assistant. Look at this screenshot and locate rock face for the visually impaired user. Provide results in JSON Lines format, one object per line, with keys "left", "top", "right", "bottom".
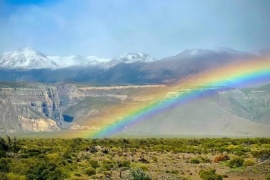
{"left": 0, "top": 82, "right": 61, "bottom": 132}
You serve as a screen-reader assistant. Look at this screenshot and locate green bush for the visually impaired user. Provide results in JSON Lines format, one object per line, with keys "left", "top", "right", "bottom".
{"left": 266, "top": 174, "right": 270, "bottom": 180}
{"left": 0, "top": 159, "right": 10, "bottom": 172}
{"left": 89, "top": 160, "right": 99, "bottom": 169}
{"left": 118, "top": 160, "right": 131, "bottom": 168}
{"left": 85, "top": 167, "right": 96, "bottom": 176}
{"left": 7, "top": 173, "right": 26, "bottom": 180}
{"left": 243, "top": 159, "right": 255, "bottom": 167}
{"left": 0, "top": 150, "right": 6, "bottom": 158}
{"left": 139, "top": 164, "right": 148, "bottom": 171}
{"left": 228, "top": 157, "right": 244, "bottom": 168}
{"left": 102, "top": 160, "right": 114, "bottom": 170}
{"left": 199, "top": 169, "right": 223, "bottom": 180}
{"left": 190, "top": 158, "right": 200, "bottom": 164}
{"left": 0, "top": 172, "right": 8, "bottom": 180}
{"left": 129, "top": 168, "right": 151, "bottom": 180}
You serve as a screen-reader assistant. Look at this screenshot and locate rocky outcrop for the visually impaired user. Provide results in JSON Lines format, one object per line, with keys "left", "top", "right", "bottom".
{"left": 19, "top": 117, "right": 59, "bottom": 132}
{"left": 0, "top": 82, "right": 61, "bottom": 132}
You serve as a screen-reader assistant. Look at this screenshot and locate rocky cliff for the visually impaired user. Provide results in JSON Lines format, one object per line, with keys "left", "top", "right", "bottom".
{"left": 0, "top": 82, "right": 61, "bottom": 132}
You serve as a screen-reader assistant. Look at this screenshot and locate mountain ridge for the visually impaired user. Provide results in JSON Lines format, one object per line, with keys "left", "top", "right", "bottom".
{"left": 0, "top": 47, "right": 255, "bottom": 70}
{"left": 0, "top": 48, "right": 158, "bottom": 69}
{"left": 0, "top": 47, "right": 264, "bottom": 85}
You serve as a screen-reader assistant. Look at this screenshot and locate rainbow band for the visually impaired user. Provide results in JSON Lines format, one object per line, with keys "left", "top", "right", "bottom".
{"left": 85, "top": 57, "right": 270, "bottom": 138}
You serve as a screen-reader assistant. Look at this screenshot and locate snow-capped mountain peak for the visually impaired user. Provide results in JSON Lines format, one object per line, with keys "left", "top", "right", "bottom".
{"left": 0, "top": 47, "right": 58, "bottom": 69}
{"left": 0, "top": 48, "right": 156, "bottom": 70}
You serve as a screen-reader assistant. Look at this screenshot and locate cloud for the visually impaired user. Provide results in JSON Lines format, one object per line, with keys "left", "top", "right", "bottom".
{"left": 0, "top": 0, "right": 270, "bottom": 58}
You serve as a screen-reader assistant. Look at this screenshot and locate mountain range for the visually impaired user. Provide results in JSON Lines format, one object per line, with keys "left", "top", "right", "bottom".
{"left": 0, "top": 47, "right": 156, "bottom": 69}
{"left": 0, "top": 47, "right": 259, "bottom": 85}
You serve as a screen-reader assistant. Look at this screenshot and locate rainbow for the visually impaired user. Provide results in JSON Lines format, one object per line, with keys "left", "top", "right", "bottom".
{"left": 83, "top": 57, "right": 270, "bottom": 138}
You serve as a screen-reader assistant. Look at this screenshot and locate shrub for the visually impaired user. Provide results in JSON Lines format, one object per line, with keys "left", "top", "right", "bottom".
{"left": 7, "top": 173, "right": 26, "bottom": 180}
{"left": 129, "top": 168, "right": 151, "bottom": 180}
{"left": 0, "top": 159, "right": 10, "bottom": 172}
{"left": 102, "top": 160, "right": 114, "bottom": 170}
{"left": 139, "top": 164, "right": 148, "bottom": 171}
{"left": 118, "top": 160, "right": 131, "bottom": 168}
{"left": 89, "top": 160, "right": 99, "bottom": 169}
{"left": 199, "top": 156, "right": 211, "bottom": 163}
{"left": 228, "top": 157, "right": 244, "bottom": 168}
{"left": 102, "top": 148, "right": 109, "bottom": 154}
{"left": 190, "top": 158, "right": 200, "bottom": 164}
{"left": 199, "top": 169, "right": 223, "bottom": 180}
{"left": 85, "top": 167, "right": 96, "bottom": 176}
{"left": 0, "top": 172, "right": 8, "bottom": 180}
{"left": 0, "top": 150, "right": 6, "bottom": 158}
{"left": 151, "top": 156, "right": 158, "bottom": 162}
{"left": 266, "top": 174, "right": 270, "bottom": 180}
{"left": 243, "top": 159, "right": 255, "bottom": 167}
{"left": 213, "top": 155, "right": 230, "bottom": 163}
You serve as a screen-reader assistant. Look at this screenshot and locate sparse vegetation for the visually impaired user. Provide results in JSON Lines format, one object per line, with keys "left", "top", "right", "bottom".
{"left": 0, "top": 137, "right": 269, "bottom": 179}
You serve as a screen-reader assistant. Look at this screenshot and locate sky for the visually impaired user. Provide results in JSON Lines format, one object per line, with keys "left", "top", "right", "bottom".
{"left": 0, "top": 0, "right": 270, "bottom": 59}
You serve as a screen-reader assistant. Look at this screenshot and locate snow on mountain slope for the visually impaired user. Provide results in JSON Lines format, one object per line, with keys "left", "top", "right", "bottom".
{"left": 115, "top": 52, "right": 156, "bottom": 63}
{"left": 47, "top": 55, "right": 88, "bottom": 68}
{"left": 86, "top": 56, "right": 111, "bottom": 66}
{"left": 0, "top": 47, "right": 58, "bottom": 69}
{"left": 47, "top": 55, "right": 111, "bottom": 68}
{"left": 0, "top": 48, "right": 155, "bottom": 69}
{"left": 105, "top": 52, "right": 156, "bottom": 68}
{"left": 177, "top": 48, "right": 254, "bottom": 58}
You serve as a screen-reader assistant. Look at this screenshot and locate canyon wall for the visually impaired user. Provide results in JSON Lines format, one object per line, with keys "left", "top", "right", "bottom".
{"left": 0, "top": 83, "right": 61, "bottom": 132}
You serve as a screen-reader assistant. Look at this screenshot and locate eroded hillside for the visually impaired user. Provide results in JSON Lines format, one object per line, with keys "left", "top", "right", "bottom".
{"left": 0, "top": 82, "right": 60, "bottom": 132}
